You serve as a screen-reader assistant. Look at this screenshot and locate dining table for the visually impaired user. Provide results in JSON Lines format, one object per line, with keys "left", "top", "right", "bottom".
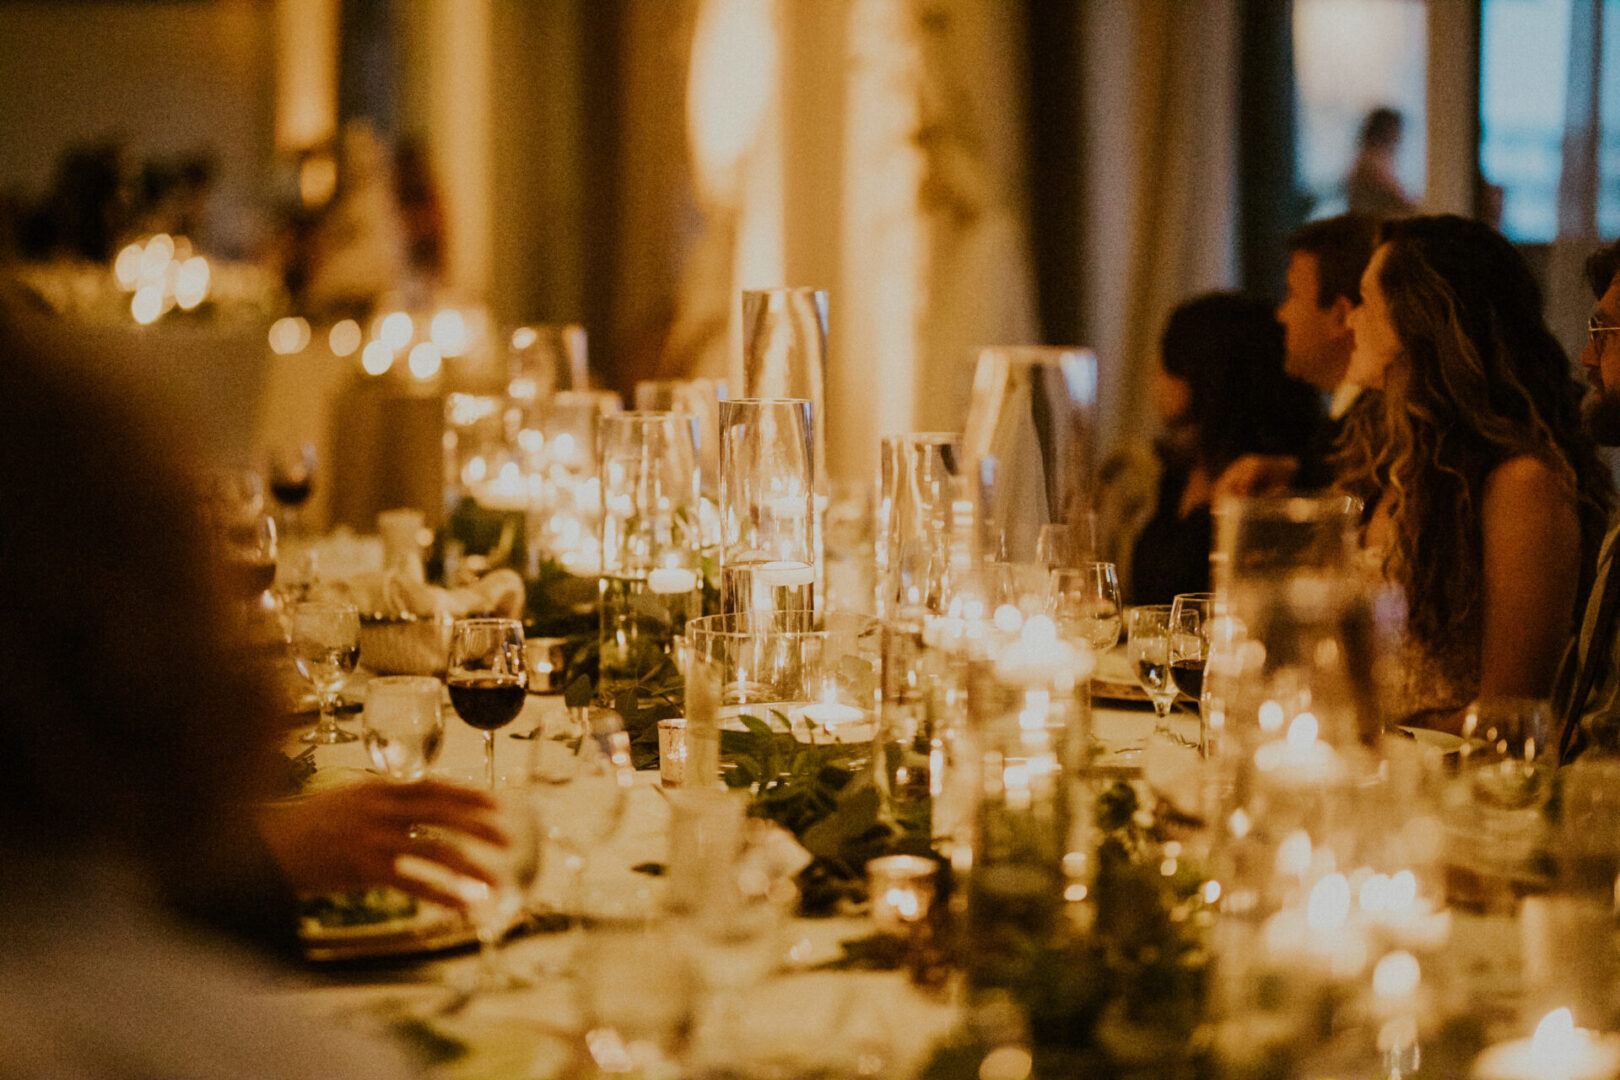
{"left": 273, "top": 674, "right": 1212, "bottom": 1080}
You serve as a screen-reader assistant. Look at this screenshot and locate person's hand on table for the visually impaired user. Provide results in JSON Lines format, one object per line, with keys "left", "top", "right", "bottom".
{"left": 256, "top": 779, "right": 509, "bottom": 911}
{"left": 1213, "top": 454, "right": 1300, "bottom": 499}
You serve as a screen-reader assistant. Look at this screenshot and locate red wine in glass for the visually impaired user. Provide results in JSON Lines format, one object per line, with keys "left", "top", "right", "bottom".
{"left": 448, "top": 675, "right": 527, "bottom": 731}
{"left": 1169, "top": 658, "right": 1205, "bottom": 701}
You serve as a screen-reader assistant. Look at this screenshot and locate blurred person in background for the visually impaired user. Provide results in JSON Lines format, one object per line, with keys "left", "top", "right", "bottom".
{"left": 1346, "top": 106, "right": 1416, "bottom": 218}
{"left": 1108, "top": 292, "right": 1325, "bottom": 604}
{"left": 0, "top": 304, "right": 500, "bottom": 1077}
{"left": 1337, "top": 216, "right": 1613, "bottom": 731}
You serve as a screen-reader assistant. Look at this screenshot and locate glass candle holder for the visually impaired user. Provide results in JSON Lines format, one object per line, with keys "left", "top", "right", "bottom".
{"left": 961, "top": 346, "right": 1098, "bottom": 566}
{"left": 718, "top": 399, "right": 816, "bottom": 620}
{"left": 867, "top": 855, "right": 937, "bottom": 934}
{"left": 683, "top": 612, "right": 880, "bottom": 789}
{"left": 597, "top": 411, "right": 702, "bottom": 704}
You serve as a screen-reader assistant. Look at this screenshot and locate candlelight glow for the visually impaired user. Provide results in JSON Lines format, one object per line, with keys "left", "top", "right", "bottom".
{"left": 329, "top": 318, "right": 362, "bottom": 357}
{"left": 1258, "top": 699, "right": 1285, "bottom": 731}
{"left": 269, "top": 317, "right": 312, "bottom": 355}
{"left": 1530, "top": 1008, "right": 1581, "bottom": 1065}
{"left": 1276, "top": 830, "right": 1313, "bottom": 877}
{"left": 511, "top": 326, "right": 538, "bottom": 351}
{"left": 360, "top": 340, "right": 394, "bottom": 376}
{"left": 173, "top": 256, "right": 209, "bottom": 309}
{"left": 1306, "top": 873, "right": 1351, "bottom": 932}
{"left": 379, "top": 311, "right": 414, "bottom": 350}
{"left": 1287, "top": 712, "right": 1319, "bottom": 747}
{"left": 430, "top": 309, "right": 469, "bottom": 355}
{"left": 993, "top": 605, "right": 1024, "bottom": 633}
{"left": 130, "top": 286, "right": 163, "bottom": 325}
{"left": 1373, "top": 950, "right": 1420, "bottom": 998}
{"left": 408, "top": 342, "right": 442, "bottom": 380}
{"left": 114, "top": 243, "right": 144, "bottom": 289}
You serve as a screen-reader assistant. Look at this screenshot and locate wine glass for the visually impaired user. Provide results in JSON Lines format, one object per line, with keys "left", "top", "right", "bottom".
{"left": 362, "top": 676, "right": 445, "bottom": 781}
{"left": 1169, "top": 592, "right": 1216, "bottom": 732}
{"left": 527, "top": 708, "right": 634, "bottom": 932}
{"left": 268, "top": 442, "right": 317, "bottom": 537}
{"left": 454, "top": 786, "right": 543, "bottom": 994}
{"left": 1050, "top": 562, "right": 1123, "bottom": 652}
{"left": 447, "top": 618, "right": 528, "bottom": 788}
{"left": 1127, "top": 605, "right": 1179, "bottom": 739}
{"left": 289, "top": 601, "right": 361, "bottom": 744}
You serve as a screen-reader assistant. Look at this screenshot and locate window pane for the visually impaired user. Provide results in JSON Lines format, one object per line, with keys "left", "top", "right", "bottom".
{"left": 1480, "top": 0, "right": 1573, "bottom": 242}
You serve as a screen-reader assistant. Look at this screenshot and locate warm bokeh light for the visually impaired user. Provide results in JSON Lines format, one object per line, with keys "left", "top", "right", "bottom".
{"left": 130, "top": 286, "right": 163, "bottom": 325}
{"left": 328, "top": 318, "right": 362, "bottom": 357}
{"left": 687, "top": 0, "right": 778, "bottom": 200}
{"left": 408, "top": 341, "right": 442, "bottom": 380}
{"left": 360, "top": 340, "right": 394, "bottom": 376}
{"left": 430, "top": 309, "right": 469, "bottom": 356}
{"left": 268, "top": 316, "right": 312, "bottom": 355}
{"left": 141, "top": 234, "right": 175, "bottom": 277}
{"left": 511, "top": 326, "right": 538, "bottom": 351}
{"left": 174, "top": 257, "right": 210, "bottom": 310}
{"left": 379, "top": 311, "right": 414, "bottom": 350}
{"left": 298, "top": 153, "right": 338, "bottom": 210}
{"left": 114, "top": 243, "right": 144, "bottom": 290}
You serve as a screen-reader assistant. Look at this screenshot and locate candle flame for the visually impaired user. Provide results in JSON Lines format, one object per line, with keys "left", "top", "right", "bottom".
{"left": 1306, "top": 873, "right": 1351, "bottom": 932}
{"left": 1286, "top": 711, "right": 1319, "bottom": 748}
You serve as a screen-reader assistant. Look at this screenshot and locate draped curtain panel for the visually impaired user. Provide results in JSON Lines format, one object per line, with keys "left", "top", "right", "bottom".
{"left": 1080, "top": 0, "right": 1240, "bottom": 454}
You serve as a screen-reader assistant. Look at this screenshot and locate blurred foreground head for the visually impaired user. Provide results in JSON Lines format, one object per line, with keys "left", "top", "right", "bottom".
{"left": 0, "top": 304, "right": 279, "bottom": 885}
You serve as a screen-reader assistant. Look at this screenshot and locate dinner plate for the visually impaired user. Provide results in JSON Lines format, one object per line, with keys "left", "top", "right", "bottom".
{"left": 300, "top": 900, "right": 474, "bottom": 962}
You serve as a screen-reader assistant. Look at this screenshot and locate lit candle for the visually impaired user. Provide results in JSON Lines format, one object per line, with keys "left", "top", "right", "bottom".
{"left": 658, "top": 718, "right": 688, "bottom": 787}
{"left": 1473, "top": 1008, "right": 1620, "bottom": 1080}
{"left": 993, "top": 615, "right": 1092, "bottom": 691}
{"left": 757, "top": 560, "right": 814, "bottom": 587}
{"left": 1253, "top": 712, "right": 1343, "bottom": 784}
{"left": 867, "top": 855, "right": 936, "bottom": 933}
{"left": 647, "top": 567, "right": 699, "bottom": 595}
{"left": 800, "top": 700, "right": 865, "bottom": 729}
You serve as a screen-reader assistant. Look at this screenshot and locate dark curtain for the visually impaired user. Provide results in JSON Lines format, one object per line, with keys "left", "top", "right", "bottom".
{"left": 1023, "top": 0, "right": 1084, "bottom": 347}
{"left": 1236, "top": 0, "right": 1304, "bottom": 303}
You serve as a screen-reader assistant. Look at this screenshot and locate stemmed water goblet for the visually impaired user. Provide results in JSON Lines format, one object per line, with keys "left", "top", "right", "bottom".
{"left": 1051, "top": 562, "right": 1123, "bottom": 653}
{"left": 447, "top": 618, "right": 528, "bottom": 789}
{"left": 362, "top": 676, "right": 446, "bottom": 781}
{"left": 268, "top": 442, "right": 317, "bottom": 537}
{"left": 1127, "top": 605, "right": 1180, "bottom": 742}
{"left": 289, "top": 600, "right": 361, "bottom": 744}
{"left": 452, "top": 786, "right": 543, "bottom": 995}
{"left": 527, "top": 709, "right": 634, "bottom": 937}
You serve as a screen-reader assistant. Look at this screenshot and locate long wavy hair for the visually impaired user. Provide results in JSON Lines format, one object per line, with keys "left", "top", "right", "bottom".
{"left": 1336, "top": 215, "right": 1614, "bottom": 678}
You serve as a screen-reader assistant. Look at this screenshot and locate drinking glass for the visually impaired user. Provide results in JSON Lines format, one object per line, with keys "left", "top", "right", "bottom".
{"left": 509, "top": 322, "right": 589, "bottom": 403}
{"left": 362, "top": 676, "right": 445, "bottom": 781}
{"left": 290, "top": 601, "right": 361, "bottom": 744}
{"left": 634, "top": 378, "right": 728, "bottom": 499}
{"left": 598, "top": 412, "right": 702, "bottom": 703}
{"left": 447, "top": 618, "right": 528, "bottom": 788}
{"left": 1051, "top": 562, "right": 1122, "bottom": 652}
{"left": 1444, "top": 698, "right": 1557, "bottom": 908}
{"left": 527, "top": 710, "right": 635, "bottom": 929}
{"left": 455, "top": 785, "right": 543, "bottom": 994}
{"left": 879, "top": 433, "right": 962, "bottom": 619}
{"left": 1127, "top": 605, "right": 1179, "bottom": 738}
{"left": 960, "top": 346, "right": 1098, "bottom": 565}
{"left": 1169, "top": 591, "right": 1216, "bottom": 718}
{"left": 740, "top": 288, "right": 827, "bottom": 497}
{"left": 267, "top": 442, "right": 317, "bottom": 536}
{"left": 717, "top": 399, "right": 816, "bottom": 619}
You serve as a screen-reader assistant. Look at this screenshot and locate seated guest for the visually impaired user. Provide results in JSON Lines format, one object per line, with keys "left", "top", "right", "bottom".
{"left": 1337, "top": 216, "right": 1614, "bottom": 729}
{"left": 1554, "top": 236, "right": 1620, "bottom": 760}
{"left": 1124, "top": 292, "right": 1325, "bottom": 604}
{"left": 1217, "top": 212, "right": 1381, "bottom": 496}
{"left": 0, "top": 315, "right": 491, "bottom": 1075}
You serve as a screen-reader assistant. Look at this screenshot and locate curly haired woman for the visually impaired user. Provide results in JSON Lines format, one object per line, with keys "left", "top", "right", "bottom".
{"left": 1336, "top": 215, "right": 1614, "bottom": 729}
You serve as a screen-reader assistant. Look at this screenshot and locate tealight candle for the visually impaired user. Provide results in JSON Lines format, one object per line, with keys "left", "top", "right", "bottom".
{"left": 867, "top": 855, "right": 937, "bottom": 933}
{"left": 647, "top": 567, "right": 699, "bottom": 595}
{"left": 1473, "top": 1008, "right": 1620, "bottom": 1080}
{"left": 756, "top": 560, "right": 815, "bottom": 587}
{"left": 524, "top": 637, "right": 569, "bottom": 694}
{"left": 1253, "top": 712, "right": 1343, "bottom": 784}
{"left": 658, "top": 718, "right": 688, "bottom": 787}
{"left": 800, "top": 700, "right": 865, "bottom": 731}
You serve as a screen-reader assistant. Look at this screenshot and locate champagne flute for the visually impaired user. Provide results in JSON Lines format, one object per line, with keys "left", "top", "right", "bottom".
{"left": 1050, "top": 562, "right": 1123, "bottom": 652}
{"left": 1127, "top": 605, "right": 1179, "bottom": 739}
{"left": 362, "top": 676, "right": 445, "bottom": 781}
{"left": 447, "top": 618, "right": 528, "bottom": 788}
{"left": 290, "top": 601, "right": 361, "bottom": 744}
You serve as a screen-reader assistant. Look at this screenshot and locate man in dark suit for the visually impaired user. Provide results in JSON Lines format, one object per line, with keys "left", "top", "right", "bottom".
{"left": 1217, "top": 213, "right": 1381, "bottom": 495}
